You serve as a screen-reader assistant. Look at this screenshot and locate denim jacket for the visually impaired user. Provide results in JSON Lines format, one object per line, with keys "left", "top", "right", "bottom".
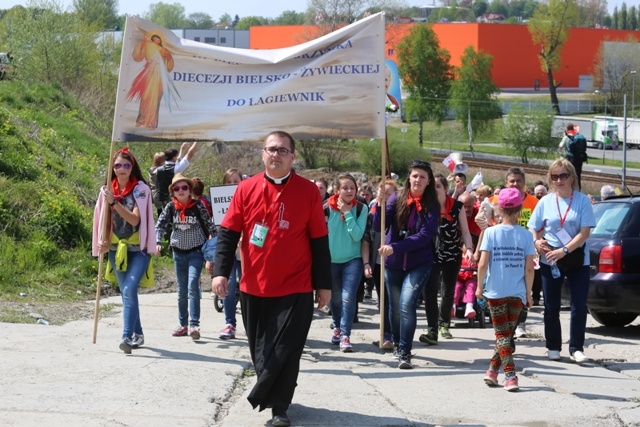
{"left": 372, "top": 193, "right": 439, "bottom": 271}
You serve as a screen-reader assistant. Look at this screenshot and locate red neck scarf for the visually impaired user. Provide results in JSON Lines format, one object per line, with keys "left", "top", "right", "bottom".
{"left": 327, "top": 193, "right": 357, "bottom": 220}
{"left": 406, "top": 192, "right": 423, "bottom": 212}
{"left": 111, "top": 176, "right": 139, "bottom": 203}
{"left": 173, "top": 197, "right": 197, "bottom": 222}
{"left": 440, "top": 196, "right": 455, "bottom": 222}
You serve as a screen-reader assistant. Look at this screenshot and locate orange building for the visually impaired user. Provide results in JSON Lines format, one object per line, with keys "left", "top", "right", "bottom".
{"left": 250, "top": 24, "right": 640, "bottom": 89}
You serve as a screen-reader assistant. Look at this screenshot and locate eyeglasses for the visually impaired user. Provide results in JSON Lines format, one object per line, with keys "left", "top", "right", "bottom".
{"left": 172, "top": 184, "right": 190, "bottom": 192}
{"left": 264, "top": 146, "right": 291, "bottom": 156}
{"left": 114, "top": 163, "right": 132, "bottom": 170}
{"left": 550, "top": 173, "right": 570, "bottom": 182}
{"left": 411, "top": 160, "right": 431, "bottom": 169}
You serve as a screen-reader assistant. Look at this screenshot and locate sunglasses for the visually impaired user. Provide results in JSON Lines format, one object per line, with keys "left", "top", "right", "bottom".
{"left": 550, "top": 173, "right": 570, "bottom": 181}
{"left": 114, "top": 163, "right": 132, "bottom": 170}
{"left": 264, "top": 146, "right": 291, "bottom": 156}
{"left": 172, "top": 184, "right": 190, "bottom": 192}
{"left": 411, "top": 160, "right": 431, "bottom": 169}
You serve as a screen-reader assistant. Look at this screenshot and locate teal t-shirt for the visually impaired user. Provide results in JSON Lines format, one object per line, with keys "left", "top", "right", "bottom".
{"left": 327, "top": 203, "right": 368, "bottom": 264}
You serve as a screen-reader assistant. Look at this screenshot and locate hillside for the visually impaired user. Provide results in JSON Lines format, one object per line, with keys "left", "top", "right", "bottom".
{"left": 0, "top": 80, "right": 111, "bottom": 302}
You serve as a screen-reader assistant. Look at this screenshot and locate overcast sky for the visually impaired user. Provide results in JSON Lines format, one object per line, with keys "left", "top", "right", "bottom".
{"left": 1, "top": 0, "right": 629, "bottom": 20}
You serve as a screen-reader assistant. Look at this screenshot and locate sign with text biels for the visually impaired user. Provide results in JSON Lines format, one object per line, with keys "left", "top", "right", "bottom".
{"left": 209, "top": 185, "right": 238, "bottom": 226}
{"left": 113, "top": 14, "right": 386, "bottom": 142}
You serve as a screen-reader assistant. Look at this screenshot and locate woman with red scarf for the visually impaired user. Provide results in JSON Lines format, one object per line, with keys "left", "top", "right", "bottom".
{"left": 326, "top": 173, "right": 368, "bottom": 353}
{"left": 372, "top": 161, "right": 440, "bottom": 369}
{"left": 92, "top": 148, "right": 157, "bottom": 354}
{"left": 419, "top": 174, "right": 475, "bottom": 346}
{"left": 156, "top": 174, "right": 215, "bottom": 340}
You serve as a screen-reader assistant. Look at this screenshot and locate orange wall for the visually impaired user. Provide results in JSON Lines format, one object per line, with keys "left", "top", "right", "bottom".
{"left": 250, "top": 23, "right": 640, "bottom": 89}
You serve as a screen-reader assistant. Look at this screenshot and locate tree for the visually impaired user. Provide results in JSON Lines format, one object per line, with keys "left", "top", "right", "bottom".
{"left": 450, "top": 46, "right": 501, "bottom": 150}
{"left": 274, "top": 10, "right": 306, "bottom": 25}
{"left": 502, "top": 102, "right": 555, "bottom": 163}
{"left": 630, "top": 6, "right": 638, "bottom": 30}
{"left": 620, "top": 2, "right": 628, "bottom": 29}
{"left": 232, "top": 14, "right": 240, "bottom": 27}
{"left": 592, "top": 38, "right": 640, "bottom": 117}
{"left": 186, "top": 12, "right": 213, "bottom": 29}
{"left": 73, "top": 0, "right": 119, "bottom": 30}
{"left": 487, "top": 0, "right": 508, "bottom": 16}
{"left": 144, "top": 2, "right": 187, "bottom": 28}
{"left": 235, "top": 16, "right": 266, "bottom": 30}
{"left": 396, "top": 24, "right": 453, "bottom": 147}
{"left": 5, "top": 0, "right": 116, "bottom": 118}
{"left": 576, "top": 0, "right": 607, "bottom": 28}
{"left": 217, "top": 13, "right": 232, "bottom": 28}
{"left": 472, "top": 0, "right": 488, "bottom": 18}
{"left": 528, "top": 0, "right": 579, "bottom": 115}
{"left": 308, "top": 0, "right": 404, "bottom": 30}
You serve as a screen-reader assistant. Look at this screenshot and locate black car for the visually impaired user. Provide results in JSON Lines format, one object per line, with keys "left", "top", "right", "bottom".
{"left": 581, "top": 195, "right": 640, "bottom": 327}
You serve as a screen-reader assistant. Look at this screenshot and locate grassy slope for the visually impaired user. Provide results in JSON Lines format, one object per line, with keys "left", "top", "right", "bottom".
{"left": 0, "top": 80, "right": 111, "bottom": 301}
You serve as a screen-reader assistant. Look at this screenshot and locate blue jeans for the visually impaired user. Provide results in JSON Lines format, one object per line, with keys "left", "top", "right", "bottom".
{"left": 540, "top": 263, "right": 590, "bottom": 354}
{"left": 173, "top": 249, "right": 205, "bottom": 327}
{"left": 224, "top": 260, "right": 241, "bottom": 327}
{"left": 385, "top": 264, "right": 432, "bottom": 353}
{"left": 109, "top": 250, "right": 150, "bottom": 339}
{"left": 330, "top": 258, "right": 363, "bottom": 337}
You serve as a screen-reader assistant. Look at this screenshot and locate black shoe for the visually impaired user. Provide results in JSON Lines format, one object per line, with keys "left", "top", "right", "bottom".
{"left": 272, "top": 407, "right": 290, "bottom": 427}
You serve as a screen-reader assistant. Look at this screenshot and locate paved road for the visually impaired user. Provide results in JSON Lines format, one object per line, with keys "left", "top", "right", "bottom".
{"left": 2, "top": 292, "right": 640, "bottom": 426}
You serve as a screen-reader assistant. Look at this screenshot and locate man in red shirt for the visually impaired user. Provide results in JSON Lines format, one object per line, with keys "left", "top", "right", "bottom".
{"left": 212, "top": 131, "right": 331, "bottom": 427}
{"left": 459, "top": 193, "right": 481, "bottom": 246}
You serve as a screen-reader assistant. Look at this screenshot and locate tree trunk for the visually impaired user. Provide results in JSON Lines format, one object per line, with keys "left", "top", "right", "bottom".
{"left": 547, "top": 68, "right": 561, "bottom": 115}
{"left": 418, "top": 121, "right": 424, "bottom": 147}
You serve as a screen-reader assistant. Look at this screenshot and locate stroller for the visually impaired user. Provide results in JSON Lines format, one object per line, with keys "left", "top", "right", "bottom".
{"left": 452, "top": 259, "right": 488, "bottom": 328}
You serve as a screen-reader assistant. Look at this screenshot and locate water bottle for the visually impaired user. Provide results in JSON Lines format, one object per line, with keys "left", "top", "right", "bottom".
{"left": 477, "top": 297, "right": 488, "bottom": 310}
{"left": 550, "top": 262, "right": 561, "bottom": 279}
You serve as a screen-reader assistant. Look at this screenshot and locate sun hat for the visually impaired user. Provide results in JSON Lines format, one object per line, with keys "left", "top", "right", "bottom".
{"left": 498, "top": 188, "right": 522, "bottom": 209}
{"left": 169, "top": 173, "right": 194, "bottom": 193}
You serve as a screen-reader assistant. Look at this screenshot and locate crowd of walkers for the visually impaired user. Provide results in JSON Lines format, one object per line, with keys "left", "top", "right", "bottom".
{"left": 92, "top": 137, "right": 598, "bottom": 426}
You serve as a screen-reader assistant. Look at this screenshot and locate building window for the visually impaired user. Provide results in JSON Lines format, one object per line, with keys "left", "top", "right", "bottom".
{"left": 388, "top": 48, "right": 394, "bottom": 56}
{"left": 194, "top": 37, "right": 200, "bottom": 42}
{"left": 221, "top": 37, "right": 226, "bottom": 43}
{"left": 205, "top": 37, "right": 216, "bottom": 43}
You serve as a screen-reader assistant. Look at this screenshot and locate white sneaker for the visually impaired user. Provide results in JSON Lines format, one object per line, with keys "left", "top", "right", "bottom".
{"left": 464, "top": 304, "right": 476, "bottom": 319}
{"left": 515, "top": 324, "right": 527, "bottom": 338}
{"left": 547, "top": 350, "right": 561, "bottom": 361}
{"left": 570, "top": 350, "right": 589, "bottom": 363}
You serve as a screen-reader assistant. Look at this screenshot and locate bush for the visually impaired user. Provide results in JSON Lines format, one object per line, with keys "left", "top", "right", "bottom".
{"left": 37, "top": 189, "right": 90, "bottom": 248}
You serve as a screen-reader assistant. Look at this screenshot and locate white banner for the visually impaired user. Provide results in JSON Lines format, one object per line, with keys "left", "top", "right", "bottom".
{"left": 209, "top": 184, "right": 237, "bottom": 226}
{"left": 112, "top": 14, "right": 386, "bottom": 143}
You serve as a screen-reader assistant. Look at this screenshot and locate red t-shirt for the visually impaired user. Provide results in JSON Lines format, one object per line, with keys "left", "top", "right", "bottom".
{"left": 466, "top": 206, "right": 482, "bottom": 236}
{"left": 221, "top": 172, "right": 328, "bottom": 297}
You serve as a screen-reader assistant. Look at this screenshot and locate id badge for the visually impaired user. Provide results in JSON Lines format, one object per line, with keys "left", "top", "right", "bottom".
{"left": 556, "top": 228, "right": 572, "bottom": 246}
{"left": 250, "top": 223, "right": 269, "bottom": 248}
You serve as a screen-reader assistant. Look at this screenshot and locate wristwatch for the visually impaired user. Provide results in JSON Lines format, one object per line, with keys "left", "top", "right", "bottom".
{"left": 562, "top": 246, "right": 569, "bottom": 254}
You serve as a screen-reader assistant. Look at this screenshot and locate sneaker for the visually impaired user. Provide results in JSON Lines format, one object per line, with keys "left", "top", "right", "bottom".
{"left": 464, "top": 305, "right": 476, "bottom": 319}
{"left": 119, "top": 338, "right": 133, "bottom": 355}
{"left": 514, "top": 324, "right": 527, "bottom": 338}
{"left": 392, "top": 347, "right": 401, "bottom": 360}
{"left": 398, "top": 351, "right": 413, "bottom": 369}
{"left": 439, "top": 324, "right": 453, "bottom": 339}
{"left": 340, "top": 335, "right": 353, "bottom": 352}
{"left": 570, "top": 350, "right": 589, "bottom": 364}
{"left": 189, "top": 327, "right": 200, "bottom": 340}
{"left": 331, "top": 328, "right": 341, "bottom": 345}
{"left": 504, "top": 376, "right": 519, "bottom": 392}
{"left": 131, "top": 334, "right": 144, "bottom": 348}
{"left": 172, "top": 326, "right": 188, "bottom": 337}
{"left": 419, "top": 329, "right": 438, "bottom": 345}
{"left": 483, "top": 369, "right": 499, "bottom": 386}
{"left": 219, "top": 324, "right": 236, "bottom": 340}
{"left": 547, "top": 350, "right": 561, "bottom": 361}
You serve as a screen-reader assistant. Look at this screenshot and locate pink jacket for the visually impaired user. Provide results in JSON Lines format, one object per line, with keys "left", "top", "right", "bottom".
{"left": 92, "top": 181, "right": 157, "bottom": 257}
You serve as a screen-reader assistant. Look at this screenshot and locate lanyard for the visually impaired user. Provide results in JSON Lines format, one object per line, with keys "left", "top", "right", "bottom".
{"left": 555, "top": 191, "right": 574, "bottom": 227}
{"left": 261, "top": 175, "right": 289, "bottom": 223}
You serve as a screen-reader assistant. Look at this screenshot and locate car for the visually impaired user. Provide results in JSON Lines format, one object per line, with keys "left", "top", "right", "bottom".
{"left": 579, "top": 195, "right": 640, "bottom": 327}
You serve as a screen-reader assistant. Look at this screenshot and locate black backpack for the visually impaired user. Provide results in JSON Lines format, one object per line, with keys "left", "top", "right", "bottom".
{"left": 569, "top": 133, "right": 588, "bottom": 163}
{"left": 155, "top": 163, "right": 175, "bottom": 206}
